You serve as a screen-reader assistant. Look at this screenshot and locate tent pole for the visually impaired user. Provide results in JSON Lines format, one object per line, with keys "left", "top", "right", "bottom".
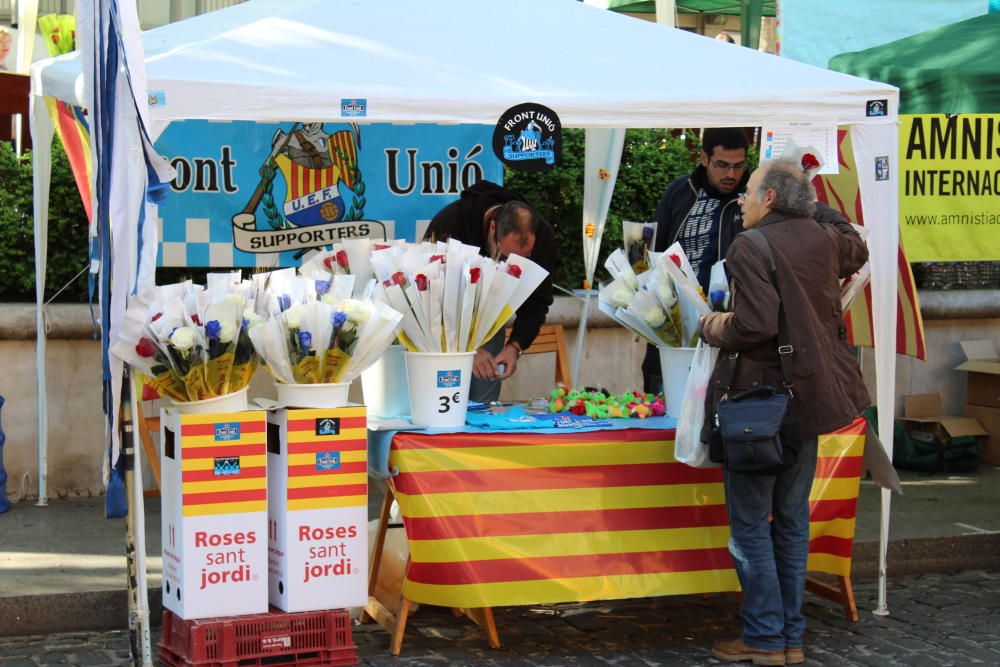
{"left": 571, "top": 288, "right": 593, "bottom": 387}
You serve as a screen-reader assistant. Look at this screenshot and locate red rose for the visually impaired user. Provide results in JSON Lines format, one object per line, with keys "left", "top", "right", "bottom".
{"left": 507, "top": 264, "right": 522, "bottom": 278}
{"left": 336, "top": 250, "right": 349, "bottom": 268}
{"left": 429, "top": 254, "right": 445, "bottom": 263}
{"left": 392, "top": 271, "right": 407, "bottom": 287}
{"left": 801, "top": 153, "right": 820, "bottom": 171}
{"left": 374, "top": 243, "right": 390, "bottom": 250}
{"left": 470, "top": 267, "right": 481, "bottom": 283}
{"left": 669, "top": 253, "right": 682, "bottom": 268}
{"left": 415, "top": 274, "right": 428, "bottom": 291}
{"left": 135, "top": 337, "right": 157, "bottom": 358}
{"left": 191, "top": 314, "right": 202, "bottom": 326}
{"left": 151, "top": 312, "right": 163, "bottom": 322}
{"left": 323, "top": 256, "right": 336, "bottom": 270}
{"left": 382, "top": 279, "right": 392, "bottom": 287}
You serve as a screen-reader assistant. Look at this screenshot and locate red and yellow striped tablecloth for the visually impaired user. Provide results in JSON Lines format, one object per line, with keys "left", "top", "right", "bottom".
{"left": 389, "top": 418, "right": 866, "bottom": 608}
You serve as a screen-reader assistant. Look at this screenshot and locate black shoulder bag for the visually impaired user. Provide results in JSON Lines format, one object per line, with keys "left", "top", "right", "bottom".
{"left": 711, "top": 229, "right": 802, "bottom": 474}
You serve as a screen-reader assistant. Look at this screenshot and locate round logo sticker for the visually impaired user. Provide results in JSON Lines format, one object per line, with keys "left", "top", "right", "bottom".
{"left": 492, "top": 103, "right": 562, "bottom": 172}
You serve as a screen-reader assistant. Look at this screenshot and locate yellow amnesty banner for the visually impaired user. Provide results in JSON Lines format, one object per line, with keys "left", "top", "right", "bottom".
{"left": 900, "top": 114, "right": 1000, "bottom": 261}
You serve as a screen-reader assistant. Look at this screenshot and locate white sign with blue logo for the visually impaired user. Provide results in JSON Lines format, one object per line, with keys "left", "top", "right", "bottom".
{"left": 154, "top": 121, "right": 502, "bottom": 267}
{"left": 214, "top": 422, "right": 241, "bottom": 441}
{"left": 436, "top": 370, "right": 461, "bottom": 389}
{"left": 315, "top": 451, "right": 342, "bottom": 471}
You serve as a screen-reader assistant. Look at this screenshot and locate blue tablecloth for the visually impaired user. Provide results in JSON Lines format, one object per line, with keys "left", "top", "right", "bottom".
{"left": 367, "top": 409, "right": 678, "bottom": 480}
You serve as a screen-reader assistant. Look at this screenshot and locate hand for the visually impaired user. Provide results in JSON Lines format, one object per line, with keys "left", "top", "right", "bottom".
{"left": 494, "top": 344, "right": 519, "bottom": 380}
{"left": 472, "top": 347, "right": 499, "bottom": 380}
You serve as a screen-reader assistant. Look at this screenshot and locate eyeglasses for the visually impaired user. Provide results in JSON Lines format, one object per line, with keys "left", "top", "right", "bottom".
{"left": 710, "top": 159, "right": 748, "bottom": 172}
{"left": 737, "top": 192, "right": 748, "bottom": 205}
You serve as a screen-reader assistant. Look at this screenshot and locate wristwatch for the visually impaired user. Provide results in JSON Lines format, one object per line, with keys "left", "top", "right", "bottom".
{"left": 507, "top": 341, "right": 523, "bottom": 358}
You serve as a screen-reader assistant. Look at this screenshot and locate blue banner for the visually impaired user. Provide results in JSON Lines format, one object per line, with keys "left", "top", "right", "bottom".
{"left": 154, "top": 121, "right": 502, "bottom": 267}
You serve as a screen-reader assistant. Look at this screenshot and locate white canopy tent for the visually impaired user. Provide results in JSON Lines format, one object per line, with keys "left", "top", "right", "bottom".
{"left": 30, "top": 0, "right": 900, "bottom": 611}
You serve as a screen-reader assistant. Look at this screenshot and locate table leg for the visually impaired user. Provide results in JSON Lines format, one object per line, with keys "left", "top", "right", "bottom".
{"left": 805, "top": 574, "right": 859, "bottom": 622}
{"left": 361, "top": 486, "right": 394, "bottom": 624}
{"left": 457, "top": 607, "right": 503, "bottom": 649}
{"left": 390, "top": 597, "right": 415, "bottom": 655}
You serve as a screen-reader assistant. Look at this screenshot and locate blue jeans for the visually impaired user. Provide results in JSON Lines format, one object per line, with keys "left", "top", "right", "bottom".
{"left": 723, "top": 436, "right": 819, "bottom": 651}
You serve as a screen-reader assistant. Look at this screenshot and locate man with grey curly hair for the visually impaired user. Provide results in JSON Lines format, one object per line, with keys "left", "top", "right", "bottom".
{"left": 701, "top": 157, "right": 869, "bottom": 665}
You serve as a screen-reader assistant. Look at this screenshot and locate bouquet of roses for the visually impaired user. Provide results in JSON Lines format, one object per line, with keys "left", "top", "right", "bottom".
{"left": 299, "top": 238, "right": 406, "bottom": 298}
{"left": 368, "top": 239, "right": 548, "bottom": 353}
{"left": 111, "top": 275, "right": 263, "bottom": 403}
{"left": 598, "top": 246, "right": 709, "bottom": 348}
{"left": 249, "top": 273, "right": 403, "bottom": 385}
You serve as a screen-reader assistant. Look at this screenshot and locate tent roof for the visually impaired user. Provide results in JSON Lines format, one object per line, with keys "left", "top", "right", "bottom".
{"left": 33, "top": 0, "right": 895, "bottom": 127}
{"left": 828, "top": 12, "right": 1000, "bottom": 114}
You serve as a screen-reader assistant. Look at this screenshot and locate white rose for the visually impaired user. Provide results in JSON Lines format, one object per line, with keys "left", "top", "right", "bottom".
{"left": 656, "top": 281, "right": 677, "bottom": 308}
{"left": 283, "top": 304, "right": 309, "bottom": 330}
{"left": 169, "top": 326, "right": 196, "bottom": 352}
{"left": 611, "top": 286, "right": 633, "bottom": 308}
{"left": 218, "top": 320, "right": 236, "bottom": 344}
{"left": 642, "top": 306, "right": 666, "bottom": 329}
{"left": 344, "top": 299, "right": 374, "bottom": 325}
{"left": 242, "top": 310, "right": 263, "bottom": 328}
{"left": 628, "top": 225, "right": 645, "bottom": 242}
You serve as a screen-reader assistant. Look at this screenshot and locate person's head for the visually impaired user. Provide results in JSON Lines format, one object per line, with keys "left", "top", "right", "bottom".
{"left": 739, "top": 158, "right": 816, "bottom": 228}
{"left": 486, "top": 201, "right": 538, "bottom": 260}
{"left": 715, "top": 32, "right": 735, "bottom": 44}
{"left": 699, "top": 127, "right": 749, "bottom": 194}
{"left": 0, "top": 28, "right": 11, "bottom": 62}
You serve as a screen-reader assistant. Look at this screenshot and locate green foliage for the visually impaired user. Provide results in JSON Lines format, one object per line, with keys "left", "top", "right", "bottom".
{"left": 0, "top": 141, "right": 90, "bottom": 302}
{"left": 505, "top": 129, "right": 700, "bottom": 289}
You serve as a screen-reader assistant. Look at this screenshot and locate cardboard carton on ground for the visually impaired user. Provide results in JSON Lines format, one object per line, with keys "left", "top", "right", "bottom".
{"left": 159, "top": 409, "right": 269, "bottom": 620}
{"left": 267, "top": 405, "right": 368, "bottom": 613}
{"left": 954, "top": 340, "right": 1000, "bottom": 409}
{"left": 901, "top": 393, "right": 987, "bottom": 444}
{"left": 965, "top": 404, "right": 1000, "bottom": 466}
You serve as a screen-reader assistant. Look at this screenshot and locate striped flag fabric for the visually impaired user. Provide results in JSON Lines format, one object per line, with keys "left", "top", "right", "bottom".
{"left": 282, "top": 407, "right": 368, "bottom": 512}
{"left": 816, "top": 128, "right": 927, "bottom": 360}
{"left": 45, "top": 98, "right": 94, "bottom": 223}
{"left": 389, "top": 418, "right": 866, "bottom": 608}
{"left": 178, "top": 412, "right": 267, "bottom": 518}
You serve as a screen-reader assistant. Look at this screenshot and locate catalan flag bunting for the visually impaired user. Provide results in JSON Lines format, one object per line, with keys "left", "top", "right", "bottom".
{"left": 179, "top": 413, "right": 267, "bottom": 518}
{"left": 45, "top": 98, "right": 94, "bottom": 223}
{"left": 283, "top": 407, "right": 368, "bottom": 512}
{"left": 816, "top": 128, "right": 927, "bottom": 360}
{"left": 389, "top": 419, "right": 866, "bottom": 608}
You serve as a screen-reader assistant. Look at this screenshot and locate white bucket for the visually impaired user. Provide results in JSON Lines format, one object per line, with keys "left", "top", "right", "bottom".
{"left": 361, "top": 345, "right": 411, "bottom": 418}
{"left": 275, "top": 382, "right": 351, "bottom": 409}
{"left": 658, "top": 346, "right": 697, "bottom": 418}
{"left": 404, "top": 351, "right": 475, "bottom": 428}
{"left": 172, "top": 387, "right": 249, "bottom": 415}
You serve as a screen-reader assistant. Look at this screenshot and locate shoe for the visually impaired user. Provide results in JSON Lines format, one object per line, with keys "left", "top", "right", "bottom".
{"left": 785, "top": 646, "right": 804, "bottom": 664}
{"left": 711, "top": 638, "right": 786, "bottom": 665}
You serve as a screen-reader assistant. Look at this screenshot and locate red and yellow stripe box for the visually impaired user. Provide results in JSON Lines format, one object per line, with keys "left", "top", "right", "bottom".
{"left": 266, "top": 406, "right": 368, "bottom": 613}
{"left": 159, "top": 408, "right": 268, "bottom": 620}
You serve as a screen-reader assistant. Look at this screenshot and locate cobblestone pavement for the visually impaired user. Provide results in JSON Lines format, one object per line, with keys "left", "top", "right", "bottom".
{"left": 1, "top": 570, "right": 998, "bottom": 666}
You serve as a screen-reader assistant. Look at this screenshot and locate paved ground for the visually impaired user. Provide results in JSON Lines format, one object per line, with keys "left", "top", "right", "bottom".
{"left": 1, "top": 569, "right": 998, "bottom": 666}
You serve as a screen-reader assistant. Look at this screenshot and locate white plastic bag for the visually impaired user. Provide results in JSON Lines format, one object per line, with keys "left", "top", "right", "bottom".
{"left": 674, "top": 339, "right": 721, "bottom": 468}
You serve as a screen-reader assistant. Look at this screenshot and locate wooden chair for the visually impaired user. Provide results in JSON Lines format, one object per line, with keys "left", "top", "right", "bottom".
{"left": 134, "top": 397, "right": 163, "bottom": 497}
{"left": 505, "top": 323, "right": 571, "bottom": 388}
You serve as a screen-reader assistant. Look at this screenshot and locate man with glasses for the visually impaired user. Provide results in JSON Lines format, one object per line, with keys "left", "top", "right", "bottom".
{"left": 643, "top": 127, "right": 750, "bottom": 393}
{"left": 424, "top": 180, "right": 557, "bottom": 402}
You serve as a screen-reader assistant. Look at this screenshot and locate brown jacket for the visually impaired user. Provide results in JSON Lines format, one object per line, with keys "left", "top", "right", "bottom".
{"left": 700, "top": 206, "right": 870, "bottom": 437}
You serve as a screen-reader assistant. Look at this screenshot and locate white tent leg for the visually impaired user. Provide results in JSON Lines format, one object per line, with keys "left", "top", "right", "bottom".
{"left": 128, "top": 371, "right": 153, "bottom": 666}
{"left": 30, "top": 94, "right": 54, "bottom": 507}
{"left": 851, "top": 120, "right": 899, "bottom": 616}
{"left": 571, "top": 290, "right": 593, "bottom": 387}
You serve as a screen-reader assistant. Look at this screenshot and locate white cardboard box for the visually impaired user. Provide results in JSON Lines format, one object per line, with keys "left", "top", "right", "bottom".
{"left": 267, "top": 406, "right": 368, "bottom": 613}
{"left": 160, "top": 408, "right": 269, "bottom": 620}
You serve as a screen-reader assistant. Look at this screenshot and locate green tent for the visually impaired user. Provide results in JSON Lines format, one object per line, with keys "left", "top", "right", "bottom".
{"left": 828, "top": 12, "right": 1000, "bottom": 114}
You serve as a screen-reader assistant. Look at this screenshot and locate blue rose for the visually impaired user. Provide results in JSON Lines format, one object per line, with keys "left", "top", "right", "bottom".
{"left": 298, "top": 331, "right": 312, "bottom": 350}
{"left": 315, "top": 279, "right": 331, "bottom": 297}
{"left": 205, "top": 320, "right": 222, "bottom": 340}
{"left": 331, "top": 311, "right": 347, "bottom": 329}
{"left": 278, "top": 294, "right": 292, "bottom": 311}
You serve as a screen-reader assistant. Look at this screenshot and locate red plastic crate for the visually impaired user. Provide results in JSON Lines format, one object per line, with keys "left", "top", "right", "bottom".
{"left": 158, "top": 607, "right": 357, "bottom": 667}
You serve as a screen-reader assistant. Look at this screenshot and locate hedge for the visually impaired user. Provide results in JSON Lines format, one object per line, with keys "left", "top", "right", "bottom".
{"left": 0, "top": 129, "right": 711, "bottom": 302}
